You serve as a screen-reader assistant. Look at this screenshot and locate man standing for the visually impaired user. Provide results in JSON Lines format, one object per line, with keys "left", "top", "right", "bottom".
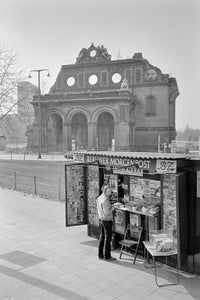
{"left": 96, "top": 185, "right": 116, "bottom": 261}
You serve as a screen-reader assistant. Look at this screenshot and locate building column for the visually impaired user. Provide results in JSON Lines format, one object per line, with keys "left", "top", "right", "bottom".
{"left": 129, "top": 122, "right": 136, "bottom": 151}
{"left": 63, "top": 123, "right": 71, "bottom": 152}
{"left": 88, "top": 122, "right": 96, "bottom": 150}
{"left": 41, "top": 123, "right": 46, "bottom": 151}
{"left": 113, "top": 122, "right": 118, "bottom": 151}
{"left": 93, "top": 122, "right": 97, "bottom": 150}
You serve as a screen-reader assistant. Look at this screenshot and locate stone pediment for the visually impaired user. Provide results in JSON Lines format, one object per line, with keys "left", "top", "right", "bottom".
{"left": 76, "top": 43, "right": 111, "bottom": 64}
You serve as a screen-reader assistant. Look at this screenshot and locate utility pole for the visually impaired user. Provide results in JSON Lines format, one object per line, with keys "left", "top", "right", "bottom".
{"left": 28, "top": 69, "right": 50, "bottom": 159}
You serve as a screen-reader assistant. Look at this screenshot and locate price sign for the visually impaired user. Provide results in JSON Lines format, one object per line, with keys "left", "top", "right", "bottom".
{"left": 73, "top": 153, "right": 85, "bottom": 162}
{"left": 156, "top": 160, "right": 177, "bottom": 173}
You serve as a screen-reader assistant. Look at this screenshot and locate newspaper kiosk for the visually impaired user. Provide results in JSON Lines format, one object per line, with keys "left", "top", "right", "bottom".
{"left": 65, "top": 151, "right": 189, "bottom": 270}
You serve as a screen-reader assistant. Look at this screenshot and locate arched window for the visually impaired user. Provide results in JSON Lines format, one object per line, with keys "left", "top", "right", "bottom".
{"left": 46, "top": 114, "right": 63, "bottom": 152}
{"left": 97, "top": 112, "right": 114, "bottom": 151}
{"left": 71, "top": 113, "right": 88, "bottom": 150}
{"left": 145, "top": 95, "right": 156, "bottom": 116}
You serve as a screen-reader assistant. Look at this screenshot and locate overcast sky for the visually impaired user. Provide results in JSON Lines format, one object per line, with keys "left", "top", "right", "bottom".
{"left": 0, "top": 0, "right": 199, "bottom": 130}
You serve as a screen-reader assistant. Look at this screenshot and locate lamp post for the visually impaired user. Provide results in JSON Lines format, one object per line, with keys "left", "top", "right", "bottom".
{"left": 28, "top": 69, "right": 50, "bottom": 159}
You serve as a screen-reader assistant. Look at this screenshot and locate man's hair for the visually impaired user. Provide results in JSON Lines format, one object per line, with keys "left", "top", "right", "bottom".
{"left": 101, "top": 185, "right": 110, "bottom": 194}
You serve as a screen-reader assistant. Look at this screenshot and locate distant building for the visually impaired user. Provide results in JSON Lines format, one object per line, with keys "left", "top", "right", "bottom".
{"left": 171, "top": 140, "right": 199, "bottom": 154}
{"left": 0, "top": 81, "right": 37, "bottom": 151}
{"left": 26, "top": 44, "right": 179, "bottom": 153}
{"left": 17, "top": 81, "right": 37, "bottom": 126}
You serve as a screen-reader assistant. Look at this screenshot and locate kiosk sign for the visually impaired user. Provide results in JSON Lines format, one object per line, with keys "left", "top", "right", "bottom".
{"left": 85, "top": 154, "right": 151, "bottom": 170}
{"left": 113, "top": 166, "right": 143, "bottom": 176}
{"left": 156, "top": 159, "right": 177, "bottom": 173}
{"left": 73, "top": 153, "right": 85, "bottom": 163}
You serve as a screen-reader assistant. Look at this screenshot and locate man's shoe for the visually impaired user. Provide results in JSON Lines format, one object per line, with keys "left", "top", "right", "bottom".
{"left": 98, "top": 256, "right": 104, "bottom": 260}
{"left": 105, "top": 257, "right": 117, "bottom": 261}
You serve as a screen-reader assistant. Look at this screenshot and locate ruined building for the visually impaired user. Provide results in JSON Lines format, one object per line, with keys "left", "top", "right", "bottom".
{"left": 26, "top": 44, "right": 179, "bottom": 153}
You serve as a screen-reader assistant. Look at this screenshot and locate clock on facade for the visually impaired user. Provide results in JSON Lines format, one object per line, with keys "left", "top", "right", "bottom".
{"left": 144, "top": 69, "right": 157, "bottom": 81}
{"left": 112, "top": 72, "right": 121, "bottom": 83}
{"left": 90, "top": 50, "right": 96, "bottom": 57}
{"left": 89, "top": 74, "right": 98, "bottom": 85}
{"left": 67, "top": 76, "right": 75, "bottom": 87}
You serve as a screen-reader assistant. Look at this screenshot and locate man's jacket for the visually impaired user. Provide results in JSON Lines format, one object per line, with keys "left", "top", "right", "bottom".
{"left": 96, "top": 193, "right": 113, "bottom": 221}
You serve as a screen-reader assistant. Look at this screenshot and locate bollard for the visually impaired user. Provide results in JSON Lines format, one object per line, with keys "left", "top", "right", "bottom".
{"left": 58, "top": 178, "right": 61, "bottom": 201}
{"left": 14, "top": 171, "right": 17, "bottom": 190}
{"left": 34, "top": 176, "right": 37, "bottom": 194}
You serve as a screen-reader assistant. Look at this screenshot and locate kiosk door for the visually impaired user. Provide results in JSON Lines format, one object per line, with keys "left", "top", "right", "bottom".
{"left": 176, "top": 172, "right": 188, "bottom": 268}
{"left": 65, "top": 163, "right": 87, "bottom": 226}
{"left": 87, "top": 164, "right": 100, "bottom": 227}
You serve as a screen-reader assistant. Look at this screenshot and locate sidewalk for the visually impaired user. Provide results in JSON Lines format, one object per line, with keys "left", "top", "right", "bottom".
{"left": 0, "top": 187, "right": 199, "bottom": 300}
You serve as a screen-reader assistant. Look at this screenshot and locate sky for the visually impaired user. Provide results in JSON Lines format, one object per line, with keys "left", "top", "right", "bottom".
{"left": 0, "top": 0, "right": 199, "bottom": 130}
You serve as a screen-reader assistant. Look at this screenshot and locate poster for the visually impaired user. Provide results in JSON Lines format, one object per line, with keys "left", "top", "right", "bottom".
{"left": 109, "top": 174, "right": 118, "bottom": 193}
{"left": 129, "top": 177, "right": 160, "bottom": 206}
{"left": 130, "top": 213, "right": 139, "bottom": 226}
{"left": 114, "top": 209, "right": 126, "bottom": 234}
{"left": 197, "top": 171, "right": 200, "bottom": 198}
{"left": 103, "top": 173, "right": 118, "bottom": 203}
{"left": 162, "top": 174, "right": 177, "bottom": 235}
{"left": 66, "top": 165, "right": 85, "bottom": 225}
{"left": 87, "top": 165, "right": 99, "bottom": 226}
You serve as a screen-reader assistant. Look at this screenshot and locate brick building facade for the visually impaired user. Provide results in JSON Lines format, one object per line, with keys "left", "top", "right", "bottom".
{"left": 26, "top": 44, "right": 179, "bottom": 153}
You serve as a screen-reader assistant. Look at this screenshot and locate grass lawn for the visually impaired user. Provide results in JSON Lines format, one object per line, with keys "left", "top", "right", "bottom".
{"left": 0, "top": 160, "right": 67, "bottom": 201}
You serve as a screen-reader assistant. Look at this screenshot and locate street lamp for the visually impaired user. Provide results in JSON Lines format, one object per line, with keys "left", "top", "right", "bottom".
{"left": 28, "top": 69, "right": 50, "bottom": 159}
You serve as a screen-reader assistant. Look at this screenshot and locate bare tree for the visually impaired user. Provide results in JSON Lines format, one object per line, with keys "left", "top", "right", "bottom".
{"left": 0, "top": 42, "right": 38, "bottom": 150}
{"left": 0, "top": 41, "right": 24, "bottom": 120}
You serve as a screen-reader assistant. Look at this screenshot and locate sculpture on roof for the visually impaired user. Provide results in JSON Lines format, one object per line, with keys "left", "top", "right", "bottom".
{"left": 77, "top": 48, "right": 88, "bottom": 62}
{"left": 76, "top": 44, "right": 111, "bottom": 63}
{"left": 96, "top": 45, "right": 109, "bottom": 60}
{"left": 120, "top": 78, "right": 129, "bottom": 89}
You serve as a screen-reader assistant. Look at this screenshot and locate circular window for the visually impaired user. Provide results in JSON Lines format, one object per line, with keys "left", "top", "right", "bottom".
{"left": 90, "top": 50, "right": 96, "bottom": 57}
{"left": 67, "top": 76, "right": 75, "bottom": 87}
{"left": 112, "top": 73, "right": 121, "bottom": 83}
{"left": 89, "top": 74, "right": 98, "bottom": 85}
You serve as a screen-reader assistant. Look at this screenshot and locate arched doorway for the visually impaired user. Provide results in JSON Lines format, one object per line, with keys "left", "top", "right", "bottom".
{"left": 97, "top": 112, "right": 114, "bottom": 150}
{"left": 46, "top": 114, "right": 63, "bottom": 152}
{"left": 71, "top": 113, "right": 88, "bottom": 150}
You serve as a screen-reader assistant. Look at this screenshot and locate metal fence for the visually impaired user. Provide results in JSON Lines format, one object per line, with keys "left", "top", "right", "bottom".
{"left": 0, "top": 152, "right": 66, "bottom": 161}
{"left": 0, "top": 170, "right": 65, "bottom": 201}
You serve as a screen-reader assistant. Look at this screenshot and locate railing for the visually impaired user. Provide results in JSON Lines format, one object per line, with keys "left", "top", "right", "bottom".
{"left": 0, "top": 152, "right": 66, "bottom": 161}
